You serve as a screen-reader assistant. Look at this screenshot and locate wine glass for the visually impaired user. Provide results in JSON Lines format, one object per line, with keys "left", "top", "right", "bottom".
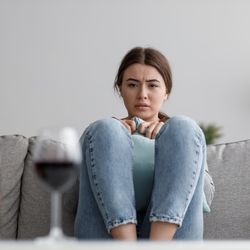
{"left": 33, "top": 127, "right": 82, "bottom": 241}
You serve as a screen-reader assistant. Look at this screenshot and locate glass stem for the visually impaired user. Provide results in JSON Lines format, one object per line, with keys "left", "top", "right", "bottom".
{"left": 50, "top": 191, "right": 63, "bottom": 238}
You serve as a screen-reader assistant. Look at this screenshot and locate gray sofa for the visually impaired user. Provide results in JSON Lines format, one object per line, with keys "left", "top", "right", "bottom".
{"left": 0, "top": 135, "right": 250, "bottom": 239}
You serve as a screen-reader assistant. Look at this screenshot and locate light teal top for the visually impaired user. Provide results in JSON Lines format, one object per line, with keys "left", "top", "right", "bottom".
{"left": 131, "top": 117, "right": 210, "bottom": 213}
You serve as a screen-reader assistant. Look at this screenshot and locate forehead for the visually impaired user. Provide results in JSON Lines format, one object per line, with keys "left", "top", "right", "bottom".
{"left": 123, "top": 63, "right": 163, "bottom": 81}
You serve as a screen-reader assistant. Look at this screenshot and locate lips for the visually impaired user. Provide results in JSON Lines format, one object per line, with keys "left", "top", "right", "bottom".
{"left": 135, "top": 103, "right": 150, "bottom": 108}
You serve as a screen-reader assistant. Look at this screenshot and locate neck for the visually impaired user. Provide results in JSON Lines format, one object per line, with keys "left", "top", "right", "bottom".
{"left": 126, "top": 114, "right": 159, "bottom": 123}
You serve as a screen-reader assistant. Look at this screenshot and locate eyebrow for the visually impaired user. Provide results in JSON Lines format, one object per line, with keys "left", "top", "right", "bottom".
{"left": 126, "top": 78, "right": 160, "bottom": 83}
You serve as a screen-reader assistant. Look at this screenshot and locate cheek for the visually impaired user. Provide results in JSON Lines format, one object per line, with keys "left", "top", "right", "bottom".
{"left": 123, "top": 90, "right": 135, "bottom": 99}
{"left": 152, "top": 92, "right": 166, "bottom": 101}
{"left": 122, "top": 93, "right": 134, "bottom": 106}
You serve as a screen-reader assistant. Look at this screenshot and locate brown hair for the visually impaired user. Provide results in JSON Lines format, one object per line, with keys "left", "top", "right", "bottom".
{"left": 114, "top": 47, "right": 172, "bottom": 95}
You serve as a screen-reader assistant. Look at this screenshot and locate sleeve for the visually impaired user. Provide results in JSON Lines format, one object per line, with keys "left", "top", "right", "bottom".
{"left": 203, "top": 161, "right": 215, "bottom": 208}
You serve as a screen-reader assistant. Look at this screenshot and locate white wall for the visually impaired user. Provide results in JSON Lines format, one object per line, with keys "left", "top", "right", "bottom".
{"left": 0, "top": 0, "right": 250, "bottom": 143}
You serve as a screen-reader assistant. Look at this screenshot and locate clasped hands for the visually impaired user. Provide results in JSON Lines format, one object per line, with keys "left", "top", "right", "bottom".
{"left": 119, "top": 118, "right": 165, "bottom": 139}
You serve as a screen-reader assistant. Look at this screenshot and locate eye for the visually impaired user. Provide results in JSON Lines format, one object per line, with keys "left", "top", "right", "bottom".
{"left": 127, "top": 83, "right": 137, "bottom": 88}
{"left": 149, "top": 83, "right": 159, "bottom": 88}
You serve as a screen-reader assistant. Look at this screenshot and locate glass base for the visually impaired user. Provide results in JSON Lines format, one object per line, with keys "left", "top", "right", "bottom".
{"left": 34, "top": 228, "right": 76, "bottom": 245}
{"left": 48, "top": 227, "right": 64, "bottom": 240}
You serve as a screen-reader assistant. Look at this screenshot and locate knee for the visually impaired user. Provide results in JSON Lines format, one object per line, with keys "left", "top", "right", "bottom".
{"left": 80, "top": 118, "right": 127, "bottom": 142}
{"left": 168, "top": 115, "right": 199, "bottom": 131}
{"left": 161, "top": 115, "right": 205, "bottom": 145}
{"left": 93, "top": 118, "right": 124, "bottom": 134}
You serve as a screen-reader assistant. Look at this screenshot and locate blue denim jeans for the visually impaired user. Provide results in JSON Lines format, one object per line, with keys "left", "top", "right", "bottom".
{"left": 74, "top": 115, "right": 206, "bottom": 240}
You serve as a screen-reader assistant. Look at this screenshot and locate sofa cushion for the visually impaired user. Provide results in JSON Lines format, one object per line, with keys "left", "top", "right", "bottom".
{"left": 0, "top": 135, "right": 28, "bottom": 239}
{"left": 17, "top": 137, "right": 75, "bottom": 239}
{"left": 204, "top": 139, "right": 250, "bottom": 239}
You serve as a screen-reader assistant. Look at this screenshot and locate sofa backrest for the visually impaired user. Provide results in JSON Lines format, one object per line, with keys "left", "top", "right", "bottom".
{"left": 1, "top": 135, "right": 250, "bottom": 239}
{"left": 0, "top": 135, "right": 28, "bottom": 239}
{"left": 204, "top": 139, "right": 250, "bottom": 239}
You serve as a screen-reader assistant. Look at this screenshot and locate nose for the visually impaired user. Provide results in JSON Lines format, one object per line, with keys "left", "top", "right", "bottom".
{"left": 137, "top": 85, "right": 148, "bottom": 100}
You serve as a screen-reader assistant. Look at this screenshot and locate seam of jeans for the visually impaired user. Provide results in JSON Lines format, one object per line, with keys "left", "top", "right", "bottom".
{"left": 86, "top": 131, "right": 110, "bottom": 226}
{"left": 106, "top": 218, "right": 138, "bottom": 233}
{"left": 180, "top": 130, "right": 204, "bottom": 220}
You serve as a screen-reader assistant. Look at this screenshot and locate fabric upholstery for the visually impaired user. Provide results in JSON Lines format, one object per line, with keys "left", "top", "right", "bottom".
{"left": 204, "top": 139, "right": 250, "bottom": 239}
{"left": 0, "top": 135, "right": 28, "bottom": 238}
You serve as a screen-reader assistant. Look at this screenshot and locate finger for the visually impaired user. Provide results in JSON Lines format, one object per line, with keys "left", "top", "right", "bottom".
{"left": 139, "top": 121, "right": 151, "bottom": 134}
{"left": 121, "top": 119, "right": 136, "bottom": 133}
{"left": 121, "top": 120, "right": 132, "bottom": 133}
{"left": 145, "top": 121, "right": 159, "bottom": 139}
{"left": 125, "top": 120, "right": 136, "bottom": 133}
{"left": 151, "top": 121, "right": 165, "bottom": 139}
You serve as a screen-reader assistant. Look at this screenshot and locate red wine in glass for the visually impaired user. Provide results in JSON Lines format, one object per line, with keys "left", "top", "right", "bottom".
{"left": 35, "top": 161, "right": 79, "bottom": 191}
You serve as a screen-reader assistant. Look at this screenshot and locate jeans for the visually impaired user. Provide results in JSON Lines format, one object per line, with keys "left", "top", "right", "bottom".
{"left": 74, "top": 115, "right": 206, "bottom": 240}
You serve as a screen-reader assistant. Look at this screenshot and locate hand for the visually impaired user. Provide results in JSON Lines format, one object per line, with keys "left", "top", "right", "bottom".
{"left": 119, "top": 119, "right": 137, "bottom": 134}
{"left": 139, "top": 120, "right": 165, "bottom": 139}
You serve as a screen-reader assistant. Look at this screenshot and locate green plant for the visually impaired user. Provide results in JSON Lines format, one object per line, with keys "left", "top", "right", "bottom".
{"left": 199, "top": 123, "right": 223, "bottom": 145}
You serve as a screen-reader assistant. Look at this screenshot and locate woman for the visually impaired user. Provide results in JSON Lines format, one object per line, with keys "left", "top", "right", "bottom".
{"left": 74, "top": 47, "right": 215, "bottom": 240}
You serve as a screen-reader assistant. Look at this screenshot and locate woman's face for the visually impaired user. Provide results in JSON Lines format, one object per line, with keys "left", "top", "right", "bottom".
{"left": 120, "top": 63, "right": 168, "bottom": 122}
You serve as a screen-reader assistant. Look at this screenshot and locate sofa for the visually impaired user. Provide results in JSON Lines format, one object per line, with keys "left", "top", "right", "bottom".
{"left": 0, "top": 135, "right": 250, "bottom": 239}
